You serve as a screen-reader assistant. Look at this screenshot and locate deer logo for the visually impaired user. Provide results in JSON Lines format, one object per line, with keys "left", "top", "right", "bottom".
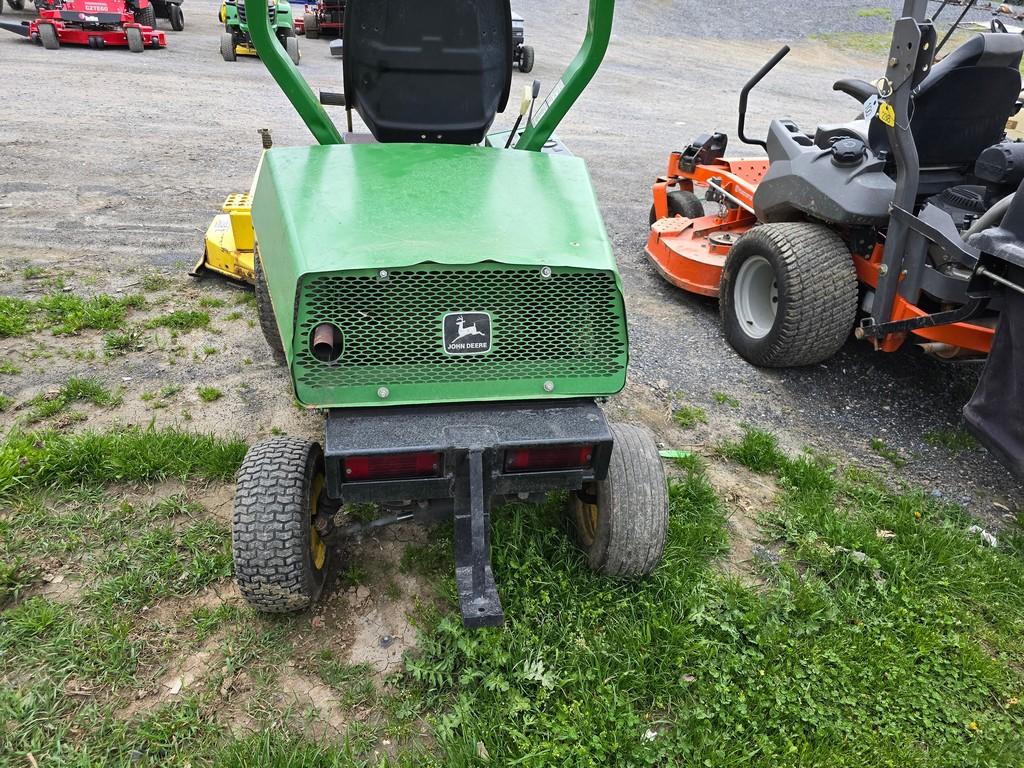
{"left": 443, "top": 312, "right": 492, "bottom": 355}
{"left": 455, "top": 316, "right": 486, "bottom": 339}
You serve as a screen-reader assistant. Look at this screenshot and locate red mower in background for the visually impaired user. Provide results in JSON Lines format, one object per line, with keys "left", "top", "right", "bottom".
{"left": 300, "top": 0, "right": 342, "bottom": 40}
{"left": 0, "top": 0, "right": 166, "bottom": 50}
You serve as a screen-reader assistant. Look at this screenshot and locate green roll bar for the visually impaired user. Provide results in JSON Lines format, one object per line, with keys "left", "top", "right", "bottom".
{"left": 242, "top": 0, "right": 615, "bottom": 151}
{"left": 243, "top": 0, "right": 342, "bottom": 145}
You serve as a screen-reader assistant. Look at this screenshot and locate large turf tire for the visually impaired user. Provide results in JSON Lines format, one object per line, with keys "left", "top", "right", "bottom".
{"left": 719, "top": 222, "right": 858, "bottom": 367}
{"left": 649, "top": 189, "right": 704, "bottom": 225}
{"left": 571, "top": 423, "right": 668, "bottom": 577}
{"left": 38, "top": 22, "right": 59, "bottom": 49}
{"left": 168, "top": 2, "right": 183, "bottom": 30}
{"left": 303, "top": 10, "right": 318, "bottom": 38}
{"left": 254, "top": 250, "right": 286, "bottom": 365}
{"left": 133, "top": 2, "right": 155, "bottom": 26}
{"left": 8, "top": 0, "right": 26, "bottom": 10}
{"left": 220, "top": 30, "right": 236, "bottom": 61}
{"left": 519, "top": 44, "right": 534, "bottom": 73}
{"left": 233, "top": 438, "right": 331, "bottom": 613}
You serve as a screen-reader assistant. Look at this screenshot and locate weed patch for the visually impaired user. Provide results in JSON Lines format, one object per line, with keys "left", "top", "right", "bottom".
{"left": 146, "top": 310, "right": 211, "bottom": 331}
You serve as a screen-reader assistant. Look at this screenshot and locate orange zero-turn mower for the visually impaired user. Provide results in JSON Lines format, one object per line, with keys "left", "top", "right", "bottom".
{"left": 646, "top": 0, "right": 1024, "bottom": 477}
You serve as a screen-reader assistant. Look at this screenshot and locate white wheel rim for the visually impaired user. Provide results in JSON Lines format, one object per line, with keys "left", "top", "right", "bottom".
{"left": 734, "top": 255, "right": 778, "bottom": 340}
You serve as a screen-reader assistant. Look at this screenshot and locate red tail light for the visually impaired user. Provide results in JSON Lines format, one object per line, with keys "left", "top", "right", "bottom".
{"left": 504, "top": 444, "right": 594, "bottom": 473}
{"left": 343, "top": 452, "right": 442, "bottom": 481}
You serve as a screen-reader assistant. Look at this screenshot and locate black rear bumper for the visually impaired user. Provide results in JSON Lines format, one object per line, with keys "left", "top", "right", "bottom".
{"left": 323, "top": 399, "right": 612, "bottom": 627}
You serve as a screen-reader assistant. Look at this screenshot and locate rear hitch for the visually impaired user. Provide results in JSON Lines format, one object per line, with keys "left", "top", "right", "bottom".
{"left": 454, "top": 448, "right": 503, "bottom": 628}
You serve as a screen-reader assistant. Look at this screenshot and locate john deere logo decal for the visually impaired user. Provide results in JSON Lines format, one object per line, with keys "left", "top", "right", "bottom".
{"left": 443, "top": 312, "right": 491, "bottom": 355}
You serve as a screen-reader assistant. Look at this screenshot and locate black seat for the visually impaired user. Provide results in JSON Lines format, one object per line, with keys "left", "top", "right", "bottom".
{"left": 343, "top": 0, "right": 513, "bottom": 145}
{"left": 824, "top": 34, "right": 1023, "bottom": 168}
{"left": 912, "top": 33, "right": 1023, "bottom": 167}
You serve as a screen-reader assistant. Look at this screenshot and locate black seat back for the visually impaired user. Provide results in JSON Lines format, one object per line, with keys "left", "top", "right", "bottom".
{"left": 343, "top": 0, "right": 513, "bottom": 145}
{"left": 911, "top": 33, "right": 1023, "bottom": 167}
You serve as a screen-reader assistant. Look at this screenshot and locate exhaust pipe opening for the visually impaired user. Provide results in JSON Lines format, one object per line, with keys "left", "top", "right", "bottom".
{"left": 311, "top": 322, "right": 343, "bottom": 363}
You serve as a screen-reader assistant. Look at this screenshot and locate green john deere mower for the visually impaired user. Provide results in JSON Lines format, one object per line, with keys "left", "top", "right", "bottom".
{"left": 233, "top": 0, "right": 668, "bottom": 628}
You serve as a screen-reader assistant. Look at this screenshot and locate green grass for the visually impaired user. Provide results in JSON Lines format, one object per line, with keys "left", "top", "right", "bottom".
{"left": 26, "top": 376, "right": 120, "bottom": 423}
{"left": 198, "top": 297, "right": 227, "bottom": 309}
{"left": 924, "top": 427, "right": 977, "bottom": 453}
{"left": 86, "top": 518, "right": 232, "bottom": 611}
{"left": 197, "top": 386, "right": 223, "bottom": 403}
{"left": 0, "top": 292, "right": 145, "bottom": 338}
{"left": 869, "top": 436, "right": 907, "bottom": 468}
{"left": 712, "top": 391, "right": 739, "bottom": 408}
{"left": 22, "top": 266, "right": 46, "bottom": 280}
{"left": 146, "top": 310, "right": 211, "bottom": 331}
{"left": 673, "top": 404, "right": 707, "bottom": 429}
{"left": 396, "top": 433, "right": 1024, "bottom": 766}
{"left": 857, "top": 7, "right": 891, "bottom": 19}
{"left": 2, "top": 421, "right": 1023, "bottom": 766}
{"left": 103, "top": 326, "right": 145, "bottom": 355}
{"left": 0, "top": 394, "right": 12, "bottom": 412}
{"left": 140, "top": 273, "right": 171, "bottom": 292}
{"left": 0, "top": 426, "right": 247, "bottom": 499}
{"left": 0, "top": 360, "right": 22, "bottom": 375}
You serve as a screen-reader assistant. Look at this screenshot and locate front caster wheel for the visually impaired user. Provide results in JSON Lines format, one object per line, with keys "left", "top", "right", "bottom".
{"left": 233, "top": 438, "right": 332, "bottom": 613}
{"left": 571, "top": 423, "right": 668, "bottom": 577}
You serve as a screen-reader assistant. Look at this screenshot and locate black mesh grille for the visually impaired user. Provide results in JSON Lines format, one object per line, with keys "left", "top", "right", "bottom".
{"left": 293, "top": 266, "right": 627, "bottom": 390}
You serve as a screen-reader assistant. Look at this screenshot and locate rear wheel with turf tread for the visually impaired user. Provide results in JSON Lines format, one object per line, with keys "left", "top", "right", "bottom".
{"left": 9, "top": 0, "right": 26, "bottom": 9}
{"left": 220, "top": 29, "right": 236, "bottom": 61}
{"left": 233, "top": 438, "right": 331, "bottom": 613}
{"left": 38, "top": 22, "right": 59, "bottom": 49}
{"left": 254, "top": 249, "right": 286, "bottom": 365}
{"left": 720, "top": 222, "right": 858, "bottom": 367}
{"left": 133, "top": 2, "right": 155, "bottom": 26}
{"left": 570, "top": 423, "right": 668, "bottom": 577}
{"left": 649, "top": 189, "right": 704, "bottom": 225}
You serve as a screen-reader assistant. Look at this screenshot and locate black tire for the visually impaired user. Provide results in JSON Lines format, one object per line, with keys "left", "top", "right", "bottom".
{"left": 303, "top": 10, "right": 318, "bottom": 37}
{"left": 38, "top": 22, "right": 59, "bottom": 49}
{"left": 254, "top": 249, "right": 286, "bottom": 365}
{"left": 649, "top": 189, "right": 704, "bottom": 226}
{"left": 571, "top": 423, "right": 668, "bottom": 577}
{"left": 9, "top": 0, "right": 26, "bottom": 10}
{"left": 134, "top": 2, "right": 155, "bottom": 26}
{"left": 519, "top": 44, "right": 534, "bottom": 73}
{"left": 168, "top": 3, "right": 183, "bottom": 30}
{"left": 220, "top": 29, "right": 236, "bottom": 61}
{"left": 233, "top": 438, "right": 331, "bottom": 613}
{"left": 285, "top": 33, "right": 299, "bottom": 64}
{"left": 720, "top": 222, "right": 858, "bottom": 367}
{"left": 126, "top": 25, "right": 144, "bottom": 51}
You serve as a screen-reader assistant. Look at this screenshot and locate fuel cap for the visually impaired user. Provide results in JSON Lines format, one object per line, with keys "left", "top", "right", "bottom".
{"left": 832, "top": 137, "right": 866, "bottom": 167}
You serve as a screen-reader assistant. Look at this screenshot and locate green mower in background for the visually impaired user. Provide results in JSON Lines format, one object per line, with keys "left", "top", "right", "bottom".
{"left": 220, "top": 0, "right": 297, "bottom": 63}
{"left": 233, "top": 0, "right": 669, "bottom": 628}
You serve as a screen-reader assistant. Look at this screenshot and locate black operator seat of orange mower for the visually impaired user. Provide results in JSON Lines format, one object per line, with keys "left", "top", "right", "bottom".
{"left": 342, "top": 0, "right": 513, "bottom": 144}
{"left": 819, "top": 33, "right": 1024, "bottom": 168}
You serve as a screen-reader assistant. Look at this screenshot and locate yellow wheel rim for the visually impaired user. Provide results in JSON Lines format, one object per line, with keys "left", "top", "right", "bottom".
{"left": 576, "top": 482, "right": 600, "bottom": 546}
{"left": 310, "top": 474, "right": 327, "bottom": 570}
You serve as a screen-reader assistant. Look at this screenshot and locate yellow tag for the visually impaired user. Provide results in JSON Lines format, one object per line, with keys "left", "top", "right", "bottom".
{"left": 878, "top": 102, "right": 896, "bottom": 127}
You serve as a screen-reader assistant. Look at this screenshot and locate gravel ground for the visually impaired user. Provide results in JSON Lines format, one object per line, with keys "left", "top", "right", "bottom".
{"left": 0, "top": 0, "right": 1020, "bottom": 525}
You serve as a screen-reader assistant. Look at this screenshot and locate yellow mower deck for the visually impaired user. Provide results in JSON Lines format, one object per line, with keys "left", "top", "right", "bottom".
{"left": 192, "top": 192, "right": 256, "bottom": 284}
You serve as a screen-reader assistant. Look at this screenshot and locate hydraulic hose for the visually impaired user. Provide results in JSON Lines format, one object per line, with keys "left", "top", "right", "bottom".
{"left": 964, "top": 192, "right": 1015, "bottom": 239}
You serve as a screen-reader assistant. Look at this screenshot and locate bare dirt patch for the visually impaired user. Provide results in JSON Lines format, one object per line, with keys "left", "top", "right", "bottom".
{"left": 118, "top": 634, "right": 224, "bottom": 719}
{"left": 704, "top": 460, "right": 780, "bottom": 585}
{"left": 23, "top": 572, "right": 85, "bottom": 605}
